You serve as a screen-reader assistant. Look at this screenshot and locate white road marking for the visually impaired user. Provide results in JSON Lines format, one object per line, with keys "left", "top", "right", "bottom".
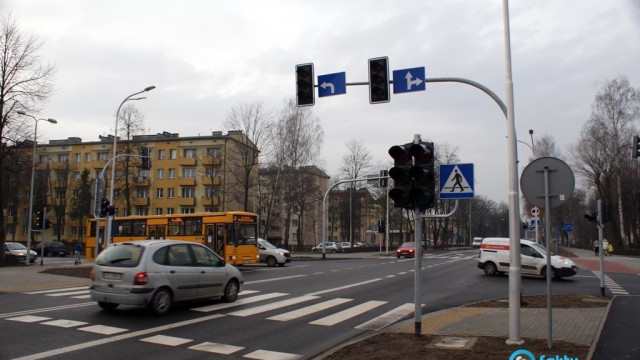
{"left": 41, "top": 319, "right": 88, "bottom": 328}
{"left": 189, "top": 342, "right": 244, "bottom": 355}
{"left": 306, "top": 278, "right": 382, "bottom": 296}
{"left": 46, "top": 290, "right": 90, "bottom": 297}
{"left": 244, "top": 275, "right": 306, "bottom": 285}
{"left": 140, "top": 335, "right": 193, "bottom": 347}
{"left": 309, "top": 300, "right": 387, "bottom": 326}
{"left": 0, "top": 303, "right": 94, "bottom": 319}
{"left": 243, "top": 349, "right": 301, "bottom": 360}
{"left": 78, "top": 324, "right": 128, "bottom": 335}
{"left": 70, "top": 295, "right": 92, "bottom": 299}
{"left": 24, "top": 286, "right": 88, "bottom": 295}
{"left": 228, "top": 295, "right": 319, "bottom": 317}
{"left": 191, "top": 293, "right": 288, "bottom": 313}
{"left": 355, "top": 303, "right": 415, "bottom": 331}
{"left": 267, "top": 298, "right": 353, "bottom": 322}
{"left": 7, "top": 315, "right": 51, "bottom": 323}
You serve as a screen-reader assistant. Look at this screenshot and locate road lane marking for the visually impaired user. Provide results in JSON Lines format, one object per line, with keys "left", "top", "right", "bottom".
{"left": 243, "top": 349, "right": 301, "bottom": 360}
{"left": 191, "top": 293, "right": 288, "bottom": 313}
{"left": 189, "top": 342, "right": 245, "bottom": 355}
{"left": 306, "top": 278, "right": 382, "bottom": 296}
{"left": 7, "top": 315, "right": 51, "bottom": 323}
{"left": 244, "top": 275, "right": 306, "bottom": 285}
{"left": 24, "top": 286, "right": 89, "bottom": 295}
{"left": 11, "top": 313, "right": 226, "bottom": 360}
{"left": 41, "top": 319, "right": 88, "bottom": 328}
{"left": 78, "top": 324, "right": 128, "bottom": 335}
{"left": 228, "top": 295, "right": 319, "bottom": 317}
{"left": 355, "top": 303, "right": 415, "bottom": 331}
{"left": 140, "top": 335, "right": 193, "bottom": 347}
{"left": 0, "top": 302, "right": 94, "bottom": 319}
{"left": 267, "top": 298, "right": 353, "bottom": 322}
{"left": 309, "top": 300, "right": 387, "bottom": 326}
{"left": 47, "top": 290, "right": 90, "bottom": 297}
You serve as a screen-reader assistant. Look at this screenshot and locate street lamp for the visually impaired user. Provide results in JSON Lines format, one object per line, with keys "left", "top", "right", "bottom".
{"left": 105, "top": 86, "right": 155, "bottom": 247}
{"left": 17, "top": 111, "right": 57, "bottom": 266}
{"left": 528, "top": 129, "right": 535, "bottom": 154}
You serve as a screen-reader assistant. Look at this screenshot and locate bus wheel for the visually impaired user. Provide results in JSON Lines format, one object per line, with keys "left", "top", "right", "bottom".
{"left": 222, "top": 280, "right": 239, "bottom": 303}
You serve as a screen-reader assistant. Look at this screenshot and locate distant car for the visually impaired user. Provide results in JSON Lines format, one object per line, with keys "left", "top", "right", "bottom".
{"left": 32, "top": 241, "right": 66, "bottom": 257}
{"left": 340, "top": 242, "right": 352, "bottom": 249}
{"left": 257, "top": 238, "right": 291, "bottom": 267}
{"left": 311, "top": 242, "right": 342, "bottom": 253}
{"left": 90, "top": 239, "right": 243, "bottom": 315}
{"left": 4, "top": 242, "right": 38, "bottom": 264}
{"left": 472, "top": 237, "right": 483, "bottom": 249}
{"left": 396, "top": 242, "right": 425, "bottom": 258}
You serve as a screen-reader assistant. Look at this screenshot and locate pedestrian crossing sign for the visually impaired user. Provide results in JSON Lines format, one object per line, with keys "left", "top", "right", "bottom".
{"left": 439, "top": 163, "right": 474, "bottom": 199}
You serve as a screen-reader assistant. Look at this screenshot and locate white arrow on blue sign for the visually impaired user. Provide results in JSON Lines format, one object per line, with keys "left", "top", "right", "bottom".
{"left": 318, "top": 72, "right": 346, "bottom": 97}
{"left": 392, "top": 67, "right": 426, "bottom": 94}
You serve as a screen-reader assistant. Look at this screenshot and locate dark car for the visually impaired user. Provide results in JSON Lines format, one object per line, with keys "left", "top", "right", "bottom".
{"left": 32, "top": 241, "right": 66, "bottom": 257}
{"left": 396, "top": 242, "right": 425, "bottom": 258}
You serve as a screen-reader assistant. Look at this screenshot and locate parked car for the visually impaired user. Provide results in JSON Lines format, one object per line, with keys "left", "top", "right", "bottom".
{"left": 32, "top": 241, "right": 66, "bottom": 257}
{"left": 477, "top": 237, "right": 577, "bottom": 280}
{"left": 472, "top": 237, "right": 483, "bottom": 248}
{"left": 4, "top": 242, "right": 38, "bottom": 264}
{"left": 311, "top": 242, "right": 342, "bottom": 253}
{"left": 257, "top": 238, "right": 291, "bottom": 267}
{"left": 90, "top": 239, "right": 243, "bottom": 315}
{"left": 396, "top": 242, "right": 425, "bottom": 258}
{"left": 340, "top": 242, "right": 352, "bottom": 249}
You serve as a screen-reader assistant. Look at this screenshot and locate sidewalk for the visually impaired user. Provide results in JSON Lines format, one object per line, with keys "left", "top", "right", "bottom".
{"left": 0, "top": 260, "right": 92, "bottom": 293}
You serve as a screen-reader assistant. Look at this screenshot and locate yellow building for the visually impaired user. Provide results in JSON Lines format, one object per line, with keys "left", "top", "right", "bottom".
{"left": 6, "top": 130, "right": 258, "bottom": 246}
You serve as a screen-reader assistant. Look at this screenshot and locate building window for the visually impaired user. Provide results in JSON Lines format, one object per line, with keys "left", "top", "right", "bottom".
{"left": 136, "top": 188, "right": 149, "bottom": 198}
{"left": 156, "top": 188, "right": 164, "bottom": 198}
{"left": 169, "top": 149, "right": 177, "bottom": 159}
{"left": 70, "top": 226, "right": 77, "bottom": 236}
{"left": 157, "top": 169, "right": 164, "bottom": 179}
{"left": 167, "top": 188, "right": 175, "bottom": 198}
{"left": 183, "top": 148, "right": 197, "bottom": 158}
{"left": 181, "top": 208, "right": 195, "bottom": 214}
{"left": 158, "top": 149, "right": 166, "bottom": 160}
{"left": 58, "top": 154, "right": 69, "bottom": 163}
{"left": 167, "top": 208, "right": 175, "bottom": 214}
{"left": 38, "top": 154, "right": 51, "bottom": 163}
{"left": 74, "top": 153, "right": 81, "bottom": 163}
{"left": 181, "top": 187, "right": 195, "bottom": 198}
{"left": 207, "top": 147, "right": 221, "bottom": 158}
{"left": 155, "top": 208, "right": 163, "bottom": 215}
{"left": 56, "top": 171, "right": 67, "bottom": 181}
{"left": 182, "top": 168, "right": 196, "bottom": 178}
{"left": 85, "top": 153, "right": 91, "bottom": 162}
{"left": 74, "top": 172, "right": 81, "bottom": 181}
{"left": 206, "top": 167, "right": 221, "bottom": 177}
{"left": 54, "top": 188, "right": 66, "bottom": 199}
{"left": 139, "top": 169, "right": 150, "bottom": 178}
{"left": 168, "top": 169, "right": 176, "bottom": 179}
{"left": 205, "top": 187, "right": 219, "bottom": 197}
{"left": 135, "top": 207, "right": 149, "bottom": 216}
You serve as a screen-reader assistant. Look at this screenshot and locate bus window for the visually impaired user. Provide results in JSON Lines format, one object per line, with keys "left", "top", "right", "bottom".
{"left": 227, "top": 223, "right": 257, "bottom": 245}
{"left": 215, "top": 225, "right": 225, "bottom": 255}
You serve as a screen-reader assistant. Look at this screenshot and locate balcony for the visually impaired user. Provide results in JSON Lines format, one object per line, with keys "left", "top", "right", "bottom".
{"left": 202, "top": 157, "right": 222, "bottom": 166}
{"left": 132, "top": 198, "right": 150, "bottom": 206}
{"left": 178, "top": 177, "right": 196, "bottom": 186}
{"left": 132, "top": 177, "right": 150, "bottom": 186}
{"left": 200, "top": 196, "right": 220, "bottom": 206}
{"left": 178, "top": 197, "right": 196, "bottom": 206}
{"left": 178, "top": 157, "right": 196, "bottom": 166}
{"left": 202, "top": 177, "right": 221, "bottom": 186}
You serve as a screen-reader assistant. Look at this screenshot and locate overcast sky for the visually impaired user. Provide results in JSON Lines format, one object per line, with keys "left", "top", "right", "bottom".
{"left": 4, "top": 0, "right": 640, "bottom": 204}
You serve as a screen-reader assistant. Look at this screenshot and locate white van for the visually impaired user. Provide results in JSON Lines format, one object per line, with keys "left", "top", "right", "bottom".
{"left": 477, "top": 237, "right": 577, "bottom": 280}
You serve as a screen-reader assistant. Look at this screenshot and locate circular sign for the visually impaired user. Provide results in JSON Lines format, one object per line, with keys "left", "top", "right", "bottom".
{"left": 520, "top": 157, "right": 575, "bottom": 209}
{"left": 530, "top": 207, "right": 540, "bottom": 217}
{"left": 562, "top": 223, "right": 574, "bottom": 232}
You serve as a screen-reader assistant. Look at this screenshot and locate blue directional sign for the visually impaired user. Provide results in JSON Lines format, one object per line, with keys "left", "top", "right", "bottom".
{"left": 439, "top": 163, "right": 474, "bottom": 199}
{"left": 562, "top": 223, "right": 574, "bottom": 232}
{"left": 318, "top": 72, "right": 346, "bottom": 97}
{"left": 392, "top": 67, "right": 426, "bottom": 94}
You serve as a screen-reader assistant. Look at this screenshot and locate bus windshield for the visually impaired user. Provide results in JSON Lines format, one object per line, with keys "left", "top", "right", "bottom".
{"left": 228, "top": 223, "right": 257, "bottom": 245}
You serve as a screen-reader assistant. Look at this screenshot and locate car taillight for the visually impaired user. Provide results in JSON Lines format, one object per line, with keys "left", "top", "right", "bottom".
{"left": 133, "top": 272, "right": 148, "bottom": 285}
{"left": 90, "top": 269, "right": 95, "bottom": 281}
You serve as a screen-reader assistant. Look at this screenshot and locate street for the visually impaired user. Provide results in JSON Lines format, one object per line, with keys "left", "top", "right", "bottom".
{"left": 1, "top": 249, "right": 637, "bottom": 360}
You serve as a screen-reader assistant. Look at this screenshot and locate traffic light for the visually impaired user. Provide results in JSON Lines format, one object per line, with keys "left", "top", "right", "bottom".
{"left": 378, "top": 220, "right": 386, "bottom": 233}
{"left": 100, "top": 198, "right": 110, "bottom": 217}
{"left": 601, "top": 204, "right": 612, "bottom": 223}
{"left": 379, "top": 169, "right": 388, "bottom": 188}
{"left": 632, "top": 135, "right": 640, "bottom": 159}
{"left": 388, "top": 143, "right": 414, "bottom": 209}
{"left": 368, "top": 57, "right": 390, "bottom": 104}
{"left": 295, "top": 63, "right": 315, "bottom": 106}
{"left": 409, "top": 142, "right": 435, "bottom": 211}
{"left": 584, "top": 212, "right": 597, "bottom": 223}
{"left": 34, "top": 211, "right": 43, "bottom": 229}
{"left": 108, "top": 205, "right": 116, "bottom": 216}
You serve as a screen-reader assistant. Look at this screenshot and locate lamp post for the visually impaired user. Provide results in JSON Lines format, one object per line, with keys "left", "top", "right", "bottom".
{"left": 17, "top": 111, "right": 57, "bottom": 266}
{"left": 105, "top": 86, "right": 155, "bottom": 247}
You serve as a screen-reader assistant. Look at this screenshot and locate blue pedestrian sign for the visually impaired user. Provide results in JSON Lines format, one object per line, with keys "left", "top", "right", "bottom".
{"left": 392, "top": 67, "right": 426, "bottom": 94}
{"left": 439, "top": 163, "right": 474, "bottom": 199}
{"left": 318, "top": 72, "right": 346, "bottom": 97}
{"left": 562, "top": 223, "right": 573, "bottom": 232}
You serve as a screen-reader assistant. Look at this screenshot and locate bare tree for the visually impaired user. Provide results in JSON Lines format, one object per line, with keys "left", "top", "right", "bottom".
{"left": 571, "top": 76, "right": 639, "bottom": 249}
{"left": 223, "top": 101, "right": 273, "bottom": 211}
{"left": 115, "top": 104, "right": 147, "bottom": 215}
{"left": 69, "top": 169, "right": 93, "bottom": 242}
{"left": 0, "top": 15, "right": 55, "bottom": 264}
{"left": 338, "top": 139, "right": 373, "bottom": 245}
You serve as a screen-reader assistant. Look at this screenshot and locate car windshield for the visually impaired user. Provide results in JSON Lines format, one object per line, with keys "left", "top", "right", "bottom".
{"left": 259, "top": 240, "right": 277, "bottom": 250}
{"left": 96, "top": 244, "right": 144, "bottom": 267}
{"left": 6, "top": 243, "right": 27, "bottom": 250}
{"left": 529, "top": 243, "right": 553, "bottom": 256}
{"left": 400, "top": 242, "right": 415, "bottom": 248}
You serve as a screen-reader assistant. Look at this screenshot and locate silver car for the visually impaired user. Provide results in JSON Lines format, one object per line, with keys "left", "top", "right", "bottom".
{"left": 90, "top": 239, "right": 243, "bottom": 315}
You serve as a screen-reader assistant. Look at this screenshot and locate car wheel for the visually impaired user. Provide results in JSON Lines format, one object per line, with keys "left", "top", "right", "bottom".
{"left": 222, "top": 280, "right": 239, "bottom": 303}
{"left": 266, "top": 256, "right": 277, "bottom": 267}
{"left": 331, "top": 249, "right": 337, "bottom": 253}
{"left": 149, "top": 288, "right": 172, "bottom": 315}
{"left": 312, "top": 249, "right": 318, "bottom": 253}
{"left": 542, "top": 266, "right": 558, "bottom": 281}
{"left": 483, "top": 262, "right": 498, "bottom": 276}
{"left": 98, "top": 302, "right": 119, "bottom": 311}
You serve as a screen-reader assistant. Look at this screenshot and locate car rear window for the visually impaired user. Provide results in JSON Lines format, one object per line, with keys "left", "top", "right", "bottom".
{"left": 96, "top": 244, "right": 143, "bottom": 267}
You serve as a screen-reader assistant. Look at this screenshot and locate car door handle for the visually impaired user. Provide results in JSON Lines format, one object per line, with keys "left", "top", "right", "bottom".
{"left": 170, "top": 270, "right": 176, "bottom": 274}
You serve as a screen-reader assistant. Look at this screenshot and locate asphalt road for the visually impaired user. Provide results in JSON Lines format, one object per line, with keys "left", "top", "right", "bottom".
{"left": 0, "top": 249, "right": 627, "bottom": 360}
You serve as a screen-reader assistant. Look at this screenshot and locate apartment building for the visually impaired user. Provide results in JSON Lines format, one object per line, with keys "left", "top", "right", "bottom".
{"left": 6, "top": 130, "right": 258, "bottom": 244}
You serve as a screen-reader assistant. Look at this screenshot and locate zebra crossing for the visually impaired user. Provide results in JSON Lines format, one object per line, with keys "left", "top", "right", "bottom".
{"left": 592, "top": 271, "right": 630, "bottom": 295}
{"left": 13, "top": 288, "right": 418, "bottom": 359}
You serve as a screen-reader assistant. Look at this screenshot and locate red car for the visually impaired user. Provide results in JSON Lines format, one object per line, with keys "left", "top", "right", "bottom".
{"left": 396, "top": 242, "right": 425, "bottom": 258}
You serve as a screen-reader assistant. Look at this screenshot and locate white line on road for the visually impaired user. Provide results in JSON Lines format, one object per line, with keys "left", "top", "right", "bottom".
{"left": 244, "top": 275, "right": 307, "bottom": 285}
{"left": 306, "top": 278, "right": 382, "bottom": 296}
{"left": 309, "top": 301, "right": 387, "bottom": 326}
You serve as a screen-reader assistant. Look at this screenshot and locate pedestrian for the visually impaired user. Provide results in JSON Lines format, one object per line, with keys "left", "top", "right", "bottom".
{"left": 593, "top": 239, "right": 599, "bottom": 256}
{"left": 603, "top": 238, "right": 609, "bottom": 256}
{"left": 607, "top": 243, "right": 614, "bottom": 255}
{"left": 74, "top": 242, "right": 83, "bottom": 265}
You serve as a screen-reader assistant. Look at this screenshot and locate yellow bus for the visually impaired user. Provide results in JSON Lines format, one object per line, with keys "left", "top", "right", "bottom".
{"left": 85, "top": 211, "right": 259, "bottom": 266}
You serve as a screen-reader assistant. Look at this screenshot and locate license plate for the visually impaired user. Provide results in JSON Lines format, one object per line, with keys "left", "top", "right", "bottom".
{"left": 243, "top": 260, "right": 251, "bottom": 264}
{"left": 103, "top": 272, "right": 122, "bottom": 280}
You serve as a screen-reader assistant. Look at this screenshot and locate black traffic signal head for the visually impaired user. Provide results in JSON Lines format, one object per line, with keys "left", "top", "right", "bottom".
{"left": 368, "top": 57, "right": 390, "bottom": 104}
{"left": 100, "top": 198, "right": 110, "bottom": 217}
{"left": 34, "top": 211, "right": 43, "bottom": 229}
{"left": 388, "top": 143, "right": 414, "bottom": 209}
{"left": 632, "top": 135, "right": 640, "bottom": 159}
{"left": 584, "top": 212, "right": 597, "bottom": 223}
{"left": 409, "top": 142, "right": 435, "bottom": 211}
{"left": 295, "top": 63, "right": 315, "bottom": 106}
